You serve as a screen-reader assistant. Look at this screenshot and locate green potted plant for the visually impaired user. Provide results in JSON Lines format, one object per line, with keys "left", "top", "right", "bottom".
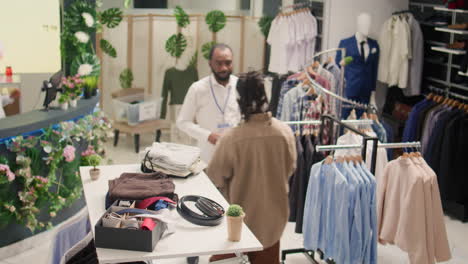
{"left": 86, "top": 154, "right": 102, "bottom": 181}
{"left": 58, "top": 93, "right": 70, "bottom": 110}
{"left": 119, "top": 68, "right": 134, "bottom": 89}
{"left": 226, "top": 204, "right": 245, "bottom": 242}
{"left": 83, "top": 76, "right": 98, "bottom": 99}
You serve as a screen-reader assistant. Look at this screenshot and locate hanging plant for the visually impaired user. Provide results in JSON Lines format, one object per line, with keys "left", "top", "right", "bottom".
{"left": 98, "top": 8, "right": 123, "bottom": 29}
{"left": 165, "top": 33, "right": 188, "bottom": 58}
{"left": 119, "top": 68, "right": 134, "bottom": 89}
{"left": 100, "top": 39, "right": 117, "bottom": 58}
{"left": 64, "top": 1, "right": 96, "bottom": 33}
{"left": 202, "top": 41, "right": 216, "bottom": 60}
{"left": 189, "top": 51, "right": 198, "bottom": 68}
{"left": 70, "top": 53, "right": 101, "bottom": 77}
{"left": 205, "top": 10, "right": 227, "bottom": 33}
{"left": 258, "top": 16, "right": 273, "bottom": 38}
{"left": 174, "top": 6, "right": 190, "bottom": 28}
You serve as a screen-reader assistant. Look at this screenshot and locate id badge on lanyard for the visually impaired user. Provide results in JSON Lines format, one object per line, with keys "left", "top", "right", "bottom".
{"left": 210, "top": 77, "right": 232, "bottom": 133}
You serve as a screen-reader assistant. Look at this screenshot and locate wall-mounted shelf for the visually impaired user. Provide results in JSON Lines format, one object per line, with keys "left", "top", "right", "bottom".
{"left": 435, "top": 27, "right": 468, "bottom": 35}
{"left": 426, "top": 40, "right": 446, "bottom": 46}
{"left": 424, "top": 58, "right": 461, "bottom": 69}
{"left": 431, "top": 46, "right": 466, "bottom": 55}
{"left": 434, "top": 6, "right": 468, "bottom": 14}
{"left": 426, "top": 77, "right": 468, "bottom": 91}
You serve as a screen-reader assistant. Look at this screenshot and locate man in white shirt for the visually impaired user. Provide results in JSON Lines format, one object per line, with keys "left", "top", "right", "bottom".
{"left": 177, "top": 43, "right": 240, "bottom": 163}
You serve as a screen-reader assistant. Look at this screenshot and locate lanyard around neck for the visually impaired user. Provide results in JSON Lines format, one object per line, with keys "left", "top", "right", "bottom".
{"left": 210, "top": 76, "right": 231, "bottom": 116}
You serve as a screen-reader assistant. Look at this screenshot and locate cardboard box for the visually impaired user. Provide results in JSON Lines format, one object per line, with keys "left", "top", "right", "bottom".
{"left": 95, "top": 204, "right": 167, "bottom": 252}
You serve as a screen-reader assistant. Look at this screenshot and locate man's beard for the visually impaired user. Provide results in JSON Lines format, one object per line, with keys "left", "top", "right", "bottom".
{"left": 212, "top": 69, "right": 231, "bottom": 83}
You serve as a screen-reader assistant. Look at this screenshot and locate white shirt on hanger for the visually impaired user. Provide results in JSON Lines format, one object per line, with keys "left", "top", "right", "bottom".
{"left": 267, "top": 16, "right": 290, "bottom": 74}
{"left": 176, "top": 74, "right": 240, "bottom": 163}
{"left": 406, "top": 14, "right": 423, "bottom": 96}
{"left": 383, "top": 16, "right": 411, "bottom": 89}
{"left": 377, "top": 18, "right": 393, "bottom": 84}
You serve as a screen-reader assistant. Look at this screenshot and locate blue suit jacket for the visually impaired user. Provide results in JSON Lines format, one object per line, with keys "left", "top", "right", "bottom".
{"left": 336, "top": 36, "right": 380, "bottom": 99}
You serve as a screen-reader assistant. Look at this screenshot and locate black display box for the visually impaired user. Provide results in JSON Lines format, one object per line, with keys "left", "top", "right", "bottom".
{"left": 95, "top": 203, "right": 167, "bottom": 252}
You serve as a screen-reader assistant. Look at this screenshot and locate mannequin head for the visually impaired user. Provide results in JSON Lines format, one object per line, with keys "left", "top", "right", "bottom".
{"left": 356, "top": 13, "right": 371, "bottom": 38}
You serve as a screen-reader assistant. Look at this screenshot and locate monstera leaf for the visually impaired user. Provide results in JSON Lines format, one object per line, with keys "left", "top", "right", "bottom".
{"left": 205, "top": 10, "right": 226, "bottom": 33}
{"left": 165, "top": 33, "right": 187, "bottom": 58}
{"left": 64, "top": 1, "right": 96, "bottom": 32}
{"left": 202, "top": 41, "right": 216, "bottom": 60}
{"left": 189, "top": 51, "right": 198, "bottom": 68}
{"left": 174, "top": 6, "right": 190, "bottom": 28}
{"left": 258, "top": 16, "right": 273, "bottom": 38}
{"left": 100, "top": 39, "right": 117, "bottom": 58}
{"left": 98, "top": 8, "right": 123, "bottom": 28}
{"left": 70, "top": 53, "right": 101, "bottom": 77}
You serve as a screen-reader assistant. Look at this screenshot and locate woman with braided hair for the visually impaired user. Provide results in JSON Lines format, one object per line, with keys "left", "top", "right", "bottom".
{"left": 207, "top": 71, "right": 297, "bottom": 264}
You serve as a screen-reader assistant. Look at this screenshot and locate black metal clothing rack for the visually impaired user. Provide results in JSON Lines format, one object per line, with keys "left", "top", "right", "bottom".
{"left": 281, "top": 115, "right": 379, "bottom": 264}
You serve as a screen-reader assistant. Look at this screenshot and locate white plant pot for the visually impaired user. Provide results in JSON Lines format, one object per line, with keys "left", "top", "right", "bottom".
{"left": 70, "top": 99, "right": 78, "bottom": 108}
{"left": 60, "top": 102, "right": 69, "bottom": 110}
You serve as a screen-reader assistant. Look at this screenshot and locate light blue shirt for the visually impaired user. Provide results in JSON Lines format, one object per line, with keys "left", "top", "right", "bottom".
{"left": 303, "top": 162, "right": 324, "bottom": 250}
{"left": 327, "top": 163, "right": 350, "bottom": 264}
{"left": 337, "top": 162, "right": 363, "bottom": 264}
{"left": 360, "top": 162, "right": 378, "bottom": 264}
{"left": 347, "top": 162, "right": 368, "bottom": 264}
{"left": 353, "top": 163, "right": 372, "bottom": 264}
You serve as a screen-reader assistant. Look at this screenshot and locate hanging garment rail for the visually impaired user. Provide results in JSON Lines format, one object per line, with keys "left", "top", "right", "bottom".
{"left": 319, "top": 115, "right": 379, "bottom": 173}
{"left": 283, "top": 119, "right": 373, "bottom": 125}
{"left": 282, "top": 114, "right": 379, "bottom": 264}
{"left": 279, "top": 1, "right": 312, "bottom": 12}
{"left": 315, "top": 141, "right": 421, "bottom": 152}
{"left": 301, "top": 48, "right": 376, "bottom": 112}
{"left": 428, "top": 85, "right": 468, "bottom": 101}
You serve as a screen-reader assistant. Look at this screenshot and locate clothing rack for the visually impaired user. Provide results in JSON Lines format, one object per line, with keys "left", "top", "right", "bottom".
{"left": 283, "top": 119, "right": 373, "bottom": 125}
{"left": 316, "top": 141, "right": 422, "bottom": 152}
{"left": 279, "top": 1, "right": 312, "bottom": 12}
{"left": 428, "top": 85, "right": 468, "bottom": 101}
{"left": 302, "top": 50, "right": 377, "bottom": 114}
{"left": 319, "top": 115, "right": 379, "bottom": 173}
{"left": 392, "top": 9, "right": 412, "bottom": 15}
{"left": 281, "top": 115, "right": 379, "bottom": 264}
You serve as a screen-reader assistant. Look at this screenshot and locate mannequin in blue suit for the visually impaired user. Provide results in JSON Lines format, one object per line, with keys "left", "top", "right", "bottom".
{"left": 336, "top": 13, "right": 379, "bottom": 118}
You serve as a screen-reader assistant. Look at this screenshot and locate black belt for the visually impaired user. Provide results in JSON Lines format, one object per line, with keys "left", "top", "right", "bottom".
{"left": 177, "top": 195, "right": 225, "bottom": 226}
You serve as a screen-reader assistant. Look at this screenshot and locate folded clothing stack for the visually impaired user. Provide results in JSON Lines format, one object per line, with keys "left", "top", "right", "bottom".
{"left": 108, "top": 172, "right": 178, "bottom": 203}
{"left": 141, "top": 142, "right": 206, "bottom": 177}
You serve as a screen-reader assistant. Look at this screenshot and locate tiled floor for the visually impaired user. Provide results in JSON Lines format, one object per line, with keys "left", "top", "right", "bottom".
{"left": 2, "top": 132, "right": 468, "bottom": 263}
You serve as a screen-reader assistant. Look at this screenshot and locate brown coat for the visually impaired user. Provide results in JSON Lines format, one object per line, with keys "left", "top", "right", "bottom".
{"left": 207, "top": 112, "right": 297, "bottom": 248}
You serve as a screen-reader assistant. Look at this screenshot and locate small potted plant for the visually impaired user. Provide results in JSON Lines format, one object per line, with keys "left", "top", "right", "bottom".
{"left": 226, "top": 204, "right": 245, "bottom": 242}
{"left": 58, "top": 93, "right": 70, "bottom": 110}
{"left": 83, "top": 76, "right": 98, "bottom": 99}
{"left": 62, "top": 75, "right": 83, "bottom": 106}
{"left": 87, "top": 154, "right": 102, "bottom": 181}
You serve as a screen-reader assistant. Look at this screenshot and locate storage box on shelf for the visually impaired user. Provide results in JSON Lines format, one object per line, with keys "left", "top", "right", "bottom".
{"left": 112, "top": 92, "right": 161, "bottom": 126}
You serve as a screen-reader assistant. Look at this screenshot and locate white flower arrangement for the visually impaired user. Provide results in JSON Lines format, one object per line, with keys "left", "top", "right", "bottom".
{"left": 81, "top": 12, "right": 95, "bottom": 28}
{"left": 74, "top": 31, "right": 90, "bottom": 43}
{"left": 78, "top": 64, "right": 93, "bottom": 76}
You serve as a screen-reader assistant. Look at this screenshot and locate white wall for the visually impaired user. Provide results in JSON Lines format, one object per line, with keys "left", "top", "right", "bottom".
{"left": 0, "top": 0, "right": 61, "bottom": 74}
{"left": 324, "top": 0, "right": 409, "bottom": 50}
